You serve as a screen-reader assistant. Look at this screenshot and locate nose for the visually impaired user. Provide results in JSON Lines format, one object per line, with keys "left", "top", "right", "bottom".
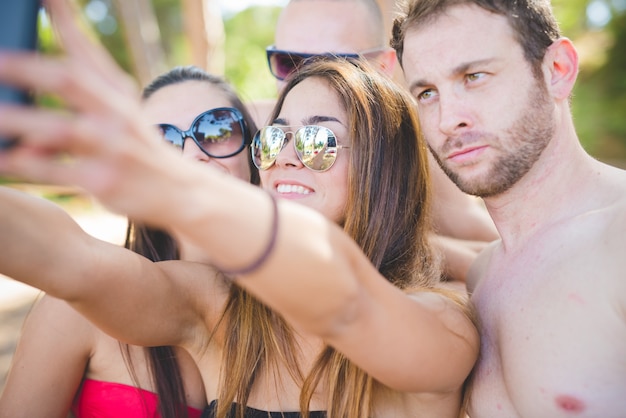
{"left": 181, "top": 137, "right": 210, "bottom": 162}
{"left": 437, "top": 91, "right": 472, "bottom": 137}
{"left": 274, "top": 134, "right": 303, "bottom": 169}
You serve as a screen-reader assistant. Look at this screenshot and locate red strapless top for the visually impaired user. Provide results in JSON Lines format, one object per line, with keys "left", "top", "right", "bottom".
{"left": 72, "top": 379, "right": 202, "bottom": 418}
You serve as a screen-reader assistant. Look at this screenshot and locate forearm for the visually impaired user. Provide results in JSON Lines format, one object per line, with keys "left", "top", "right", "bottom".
{"left": 431, "top": 234, "right": 492, "bottom": 282}
{"left": 0, "top": 186, "right": 94, "bottom": 297}
{"left": 0, "top": 187, "right": 199, "bottom": 347}
{"left": 154, "top": 170, "right": 364, "bottom": 335}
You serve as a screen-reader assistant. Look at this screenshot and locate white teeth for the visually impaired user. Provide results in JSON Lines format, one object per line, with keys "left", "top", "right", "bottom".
{"left": 276, "top": 184, "right": 311, "bottom": 195}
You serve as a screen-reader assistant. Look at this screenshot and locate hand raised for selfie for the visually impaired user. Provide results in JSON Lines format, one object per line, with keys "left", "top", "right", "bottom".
{"left": 0, "top": 0, "right": 194, "bottom": 222}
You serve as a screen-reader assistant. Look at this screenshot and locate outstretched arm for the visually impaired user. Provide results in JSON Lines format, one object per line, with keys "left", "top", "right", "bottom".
{"left": 0, "top": 186, "right": 217, "bottom": 349}
{"left": 431, "top": 234, "right": 494, "bottom": 282}
{"left": 1, "top": 145, "right": 477, "bottom": 394}
{"left": 0, "top": 0, "right": 477, "bottom": 394}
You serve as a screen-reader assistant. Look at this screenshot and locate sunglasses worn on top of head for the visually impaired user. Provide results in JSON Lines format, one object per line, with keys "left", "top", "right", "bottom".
{"left": 252, "top": 125, "right": 349, "bottom": 172}
{"left": 157, "top": 107, "right": 249, "bottom": 159}
{"left": 266, "top": 46, "right": 386, "bottom": 81}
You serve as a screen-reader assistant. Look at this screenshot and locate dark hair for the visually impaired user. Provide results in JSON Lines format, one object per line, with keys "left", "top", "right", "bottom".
{"left": 391, "top": 0, "right": 561, "bottom": 75}
{"left": 142, "top": 65, "right": 260, "bottom": 186}
{"left": 122, "top": 66, "right": 260, "bottom": 418}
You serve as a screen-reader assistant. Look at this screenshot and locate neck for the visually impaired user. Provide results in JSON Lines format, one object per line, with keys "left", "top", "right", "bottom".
{"left": 482, "top": 118, "right": 602, "bottom": 250}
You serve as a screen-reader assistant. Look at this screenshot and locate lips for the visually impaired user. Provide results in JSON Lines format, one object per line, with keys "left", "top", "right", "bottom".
{"left": 447, "top": 145, "right": 487, "bottom": 162}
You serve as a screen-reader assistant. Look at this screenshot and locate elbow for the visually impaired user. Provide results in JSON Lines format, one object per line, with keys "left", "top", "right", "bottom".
{"left": 296, "top": 268, "right": 365, "bottom": 340}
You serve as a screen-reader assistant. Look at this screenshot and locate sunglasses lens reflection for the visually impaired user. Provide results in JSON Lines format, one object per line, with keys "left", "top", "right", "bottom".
{"left": 253, "top": 127, "right": 286, "bottom": 170}
{"left": 296, "top": 126, "right": 337, "bottom": 171}
{"left": 252, "top": 126, "right": 338, "bottom": 172}
{"left": 159, "top": 109, "right": 245, "bottom": 158}
{"left": 160, "top": 126, "right": 184, "bottom": 149}
{"left": 192, "top": 110, "right": 243, "bottom": 156}
{"left": 269, "top": 52, "right": 303, "bottom": 80}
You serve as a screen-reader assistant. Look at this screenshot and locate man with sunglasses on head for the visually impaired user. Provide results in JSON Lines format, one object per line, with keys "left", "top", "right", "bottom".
{"left": 249, "top": 0, "right": 396, "bottom": 125}
{"left": 250, "top": 0, "right": 499, "bottom": 283}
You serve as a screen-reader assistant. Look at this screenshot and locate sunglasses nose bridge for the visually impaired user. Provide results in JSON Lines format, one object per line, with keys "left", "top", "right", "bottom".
{"left": 177, "top": 124, "right": 216, "bottom": 160}
{"left": 174, "top": 129, "right": 193, "bottom": 150}
{"left": 274, "top": 130, "right": 303, "bottom": 167}
{"left": 181, "top": 134, "right": 212, "bottom": 161}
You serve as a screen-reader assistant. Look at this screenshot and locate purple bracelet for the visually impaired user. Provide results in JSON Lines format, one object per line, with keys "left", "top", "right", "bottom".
{"left": 219, "top": 193, "right": 279, "bottom": 276}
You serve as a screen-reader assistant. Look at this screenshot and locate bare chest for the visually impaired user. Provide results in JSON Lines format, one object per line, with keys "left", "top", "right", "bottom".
{"left": 468, "top": 237, "right": 626, "bottom": 418}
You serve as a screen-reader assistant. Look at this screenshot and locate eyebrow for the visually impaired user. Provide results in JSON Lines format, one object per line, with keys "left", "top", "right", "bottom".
{"left": 272, "top": 115, "right": 344, "bottom": 127}
{"left": 409, "top": 58, "right": 494, "bottom": 92}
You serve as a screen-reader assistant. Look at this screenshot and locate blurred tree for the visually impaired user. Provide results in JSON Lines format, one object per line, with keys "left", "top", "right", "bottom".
{"left": 73, "top": 0, "right": 278, "bottom": 98}
{"left": 113, "top": 0, "right": 167, "bottom": 85}
{"left": 554, "top": 0, "right": 626, "bottom": 164}
{"left": 223, "top": 5, "right": 281, "bottom": 102}
{"left": 180, "top": 0, "right": 225, "bottom": 75}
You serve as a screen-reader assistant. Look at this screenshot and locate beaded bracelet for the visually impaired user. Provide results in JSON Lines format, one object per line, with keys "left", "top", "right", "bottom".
{"left": 219, "top": 193, "right": 279, "bottom": 276}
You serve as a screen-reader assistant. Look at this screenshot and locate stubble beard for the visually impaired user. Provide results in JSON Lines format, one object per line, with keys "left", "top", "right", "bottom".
{"left": 430, "top": 77, "right": 556, "bottom": 198}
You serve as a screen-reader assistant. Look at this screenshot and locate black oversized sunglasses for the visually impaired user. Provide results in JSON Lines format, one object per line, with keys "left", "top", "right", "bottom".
{"left": 266, "top": 46, "right": 386, "bottom": 81}
{"left": 157, "top": 107, "right": 250, "bottom": 159}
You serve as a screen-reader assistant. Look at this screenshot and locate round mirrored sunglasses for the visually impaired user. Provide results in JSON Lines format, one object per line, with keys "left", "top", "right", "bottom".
{"left": 157, "top": 107, "right": 249, "bottom": 159}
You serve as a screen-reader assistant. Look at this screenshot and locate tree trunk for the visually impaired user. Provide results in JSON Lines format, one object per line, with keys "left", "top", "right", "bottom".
{"left": 180, "top": 0, "right": 225, "bottom": 75}
{"left": 112, "top": 0, "right": 167, "bottom": 87}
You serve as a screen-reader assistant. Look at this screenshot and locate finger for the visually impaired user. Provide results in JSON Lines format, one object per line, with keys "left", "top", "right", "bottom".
{"left": 0, "top": 104, "right": 75, "bottom": 152}
{"left": 0, "top": 103, "right": 133, "bottom": 161}
{"left": 0, "top": 147, "right": 120, "bottom": 195}
{"left": 0, "top": 146, "right": 79, "bottom": 187}
{"left": 0, "top": 104, "right": 132, "bottom": 192}
{"left": 0, "top": 53, "right": 141, "bottom": 119}
{"left": 43, "top": 0, "right": 137, "bottom": 96}
{"left": 0, "top": 102, "right": 169, "bottom": 168}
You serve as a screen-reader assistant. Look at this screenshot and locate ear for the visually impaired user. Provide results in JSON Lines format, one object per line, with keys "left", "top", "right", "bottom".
{"left": 376, "top": 48, "right": 398, "bottom": 77}
{"left": 542, "top": 37, "right": 579, "bottom": 101}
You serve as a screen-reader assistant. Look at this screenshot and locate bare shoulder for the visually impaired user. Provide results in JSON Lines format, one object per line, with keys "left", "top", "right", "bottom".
{"left": 600, "top": 188, "right": 626, "bottom": 302}
{"left": 29, "top": 293, "right": 94, "bottom": 332}
{"left": 563, "top": 172, "right": 626, "bottom": 301}
{"left": 576, "top": 173, "right": 626, "bottom": 259}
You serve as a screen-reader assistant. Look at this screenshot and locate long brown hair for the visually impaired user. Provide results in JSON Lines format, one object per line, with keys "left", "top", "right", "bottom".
{"left": 214, "top": 59, "right": 448, "bottom": 418}
{"left": 122, "top": 66, "right": 260, "bottom": 418}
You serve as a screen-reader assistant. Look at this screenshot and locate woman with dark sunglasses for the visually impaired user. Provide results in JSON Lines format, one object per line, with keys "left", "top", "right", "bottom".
{"left": 0, "top": 1, "right": 479, "bottom": 417}
{"left": 0, "top": 66, "right": 259, "bottom": 418}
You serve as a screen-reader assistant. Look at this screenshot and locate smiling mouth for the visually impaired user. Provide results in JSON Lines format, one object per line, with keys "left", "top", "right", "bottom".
{"left": 276, "top": 184, "right": 312, "bottom": 195}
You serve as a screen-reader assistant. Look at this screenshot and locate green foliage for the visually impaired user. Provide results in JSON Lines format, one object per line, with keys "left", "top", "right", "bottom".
{"left": 151, "top": 0, "right": 189, "bottom": 66}
{"left": 568, "top": 3, "right": 626, "bottom": 164}
{"left": 552, "top": 0, "right": 590, "bottom": 36}
{"left": 72, "top": 1, "right": 280, "bottom": 101}
{"left": 75, "top": 0, "right": 134, "bottom": 74}
{"left": 223, "top": 6, "right": 281, "bottom": 102}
